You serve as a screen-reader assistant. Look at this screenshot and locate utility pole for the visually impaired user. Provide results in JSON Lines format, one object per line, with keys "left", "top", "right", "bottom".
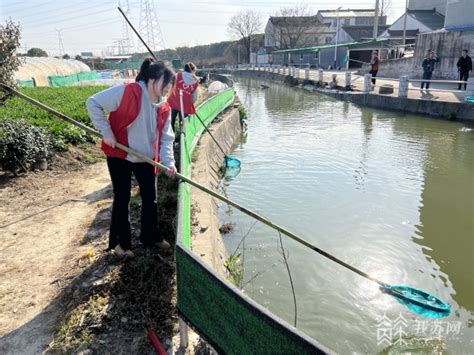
{"left": 56, "top": 29, "right": 65, "bottom": 57}
{"left": 373, "top": 0, "right": 380, "bottom": 39}
{"left": 138, "top": 0, "right": 166, "bottom": 53}
{"left": 249, "top": 36, "right": 252, "bottom": 64}
{"left": 120, "top": 0, "right": 134, "bottom": 54}
{"left": 334, "top": 6, "right": 342, "bottom": 70}
{"left": 402, "top": 0, "right": 408, "bottom": 47}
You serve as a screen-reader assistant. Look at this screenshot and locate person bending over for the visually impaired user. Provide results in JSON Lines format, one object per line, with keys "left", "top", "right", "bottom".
{"left": 87, "top": 58, "right": 177, "bottom": 256}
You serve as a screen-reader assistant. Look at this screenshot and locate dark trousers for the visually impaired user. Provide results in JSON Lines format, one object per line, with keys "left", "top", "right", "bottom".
{"left": 421, "top": 72, "right": 432, "bottom": 89}
{"left": 369, "top": 69, "right": 378, "bottom": 84}
{"left": 106, "top": 157, "right": 161, "bottom": 250}
{"left": 459, "top": 70, "right": 469, "bottom": 90}
{"left": 171, "top": 109, "right": 189, "bottom": 134}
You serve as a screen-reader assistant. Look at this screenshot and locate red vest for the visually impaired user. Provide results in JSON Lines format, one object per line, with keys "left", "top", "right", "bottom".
{"left": 102, "top": 82, "right": 170, "bottom": 166}
{"left": 167, "top": 71, "right": 199, "bottom": 115}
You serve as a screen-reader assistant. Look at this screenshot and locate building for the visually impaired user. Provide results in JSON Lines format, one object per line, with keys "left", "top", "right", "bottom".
{"left": 103, "top": 55, "right": 132, "bottom": 63}
{"left": 316, "top": 9, "right": 387, "bottom": 44}
{"left": 444, "top": 0, "right": 474, "bottom": 31}
{"left": 360, "top": 0, "right": 473, "bottom": 79}
{"left": 80, "top": 52, "right": 94, "bottom": 58}
{"left": 408, "top": 0, "right": 447, "bottom": 15}
{"left": 332, "top": 25, "right": 390, "bottom": 44}
{"left": 264, "top": 16, "right": 328, "bottom": 50}
{"left": 252, "top": 47, "right": 271, "bottom": 65}
{"left": 380, "top": 9, "right": 445, "bottom": 44}
{"left": 271, "top": 38, "right": 389, "bottom": 69}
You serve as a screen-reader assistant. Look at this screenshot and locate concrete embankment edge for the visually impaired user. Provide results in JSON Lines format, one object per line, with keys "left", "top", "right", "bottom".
{"left": 190, "top": 103, "right": 242, "bottom": 276}
{"left": 233, "top": 70, "right": 474, "bottom": 122}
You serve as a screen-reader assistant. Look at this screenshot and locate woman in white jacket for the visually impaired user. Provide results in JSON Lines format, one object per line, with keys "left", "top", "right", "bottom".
{"left": 86, "top": 59, "right": 176, "bottom": 256}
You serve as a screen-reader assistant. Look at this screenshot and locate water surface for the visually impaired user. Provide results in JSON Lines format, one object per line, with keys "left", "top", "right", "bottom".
{"left": 219, "top": 77, "right": 474, "bottom": 353}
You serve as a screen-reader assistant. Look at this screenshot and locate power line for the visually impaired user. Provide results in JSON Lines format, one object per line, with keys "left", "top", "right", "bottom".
{"left": 15, "top": 6, "right": 115, "bottom": 28}
{"left": 22, "top": 18, "right": 122, "bottom": 38}
{"left": 5, "top": 0, "right": 114, "bottom": 21}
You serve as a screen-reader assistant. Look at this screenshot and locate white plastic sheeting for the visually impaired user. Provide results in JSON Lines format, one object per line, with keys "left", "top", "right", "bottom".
{"left": 14, "top": 57, "right": 91, "bottom": 86}
{"left": 207, "top": 81, "right": 228, "bottom": 94}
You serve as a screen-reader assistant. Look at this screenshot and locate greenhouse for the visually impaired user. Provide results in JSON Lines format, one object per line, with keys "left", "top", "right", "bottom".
{"left": 14, "top": 57, "right": 100, "bottom": 87}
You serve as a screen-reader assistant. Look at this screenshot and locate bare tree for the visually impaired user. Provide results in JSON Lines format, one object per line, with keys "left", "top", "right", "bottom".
{"left": 380, "top": 0, "right": 392, "bottom": 18}
{"left": 267, "top": 5, "right": 324, "bottom": 49}
{"left": 227, "top": 9, "right": 262, "bottom": 63}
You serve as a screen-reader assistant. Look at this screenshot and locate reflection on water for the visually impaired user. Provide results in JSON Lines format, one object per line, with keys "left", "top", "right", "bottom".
{"left": 219, "top": 77, "right": 474, "bottom": 353}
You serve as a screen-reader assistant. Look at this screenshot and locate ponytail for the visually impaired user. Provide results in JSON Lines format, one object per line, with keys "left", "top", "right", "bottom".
{"left": 184, "top": 62, "right": 197, "bottom": 73}
{"left": 135, "top": 58, "right": 154, "bottom": 82}
{"left": 135, "top": 58, "right": 176, "bottom": 89}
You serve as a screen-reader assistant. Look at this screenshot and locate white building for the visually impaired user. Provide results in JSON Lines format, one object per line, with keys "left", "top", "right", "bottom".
{"left": 380, "top": 9, "right": 445, "bottom": 44}
{"left": 316, "top": 9, "right": 387, "bottom": 44}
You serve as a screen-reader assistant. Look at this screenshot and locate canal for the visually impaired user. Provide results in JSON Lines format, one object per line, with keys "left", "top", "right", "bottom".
{"left": 218, "top": 77, "right": 474, "bottom": 353}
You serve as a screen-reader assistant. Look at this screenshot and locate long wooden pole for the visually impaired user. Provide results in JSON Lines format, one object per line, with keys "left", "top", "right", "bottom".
{"left": 118, "top": 7, "right": 157, "bottom": 60}
{"left": 1, "top": 83, "right": 385, "bottom": 287}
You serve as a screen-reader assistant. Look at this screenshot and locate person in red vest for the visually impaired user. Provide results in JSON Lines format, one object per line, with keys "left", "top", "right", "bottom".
{"left": 86, "top": 58, "right": 177, "bottom": 257}
{"left": 167, "top": 62, "right": 200, "bottom": 136}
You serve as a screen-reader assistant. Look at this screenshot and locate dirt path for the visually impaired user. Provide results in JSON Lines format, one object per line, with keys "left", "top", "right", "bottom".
{"left": 0, "top": 160, "right": 113, "bottom": 353}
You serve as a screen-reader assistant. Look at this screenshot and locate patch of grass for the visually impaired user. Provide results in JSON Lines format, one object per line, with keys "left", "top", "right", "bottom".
{"left": 0, "top": 86, "right": 108, "bottom": 149}
{"left": 225, "top": 254, "right": 243, "bottom": 288}
{"left": 130, "top": 187, "right": 141, "bottom": 208}
{"left": 50, "top": 294, "right": 109, "bottom": 352}
{"left": 78, "top": 248, "right": 97, "bottom": 262}
{"left": 191, "top": 149, "right": 199, "bottom": 163}
{"left": 238, "top": 105, "right": 248, "bottom": 121}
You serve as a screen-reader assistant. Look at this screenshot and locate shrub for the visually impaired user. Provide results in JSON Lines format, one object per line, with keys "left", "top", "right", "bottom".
{"left": 0, "top": 119, "right": 52, "bottom": 174}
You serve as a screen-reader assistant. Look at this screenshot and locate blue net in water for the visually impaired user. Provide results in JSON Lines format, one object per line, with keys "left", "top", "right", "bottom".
{"left": 225, "top": 156, "right": 241, "bottom": 168}
{"left": 382, "top": 285, "right": 451, "bottom": 319}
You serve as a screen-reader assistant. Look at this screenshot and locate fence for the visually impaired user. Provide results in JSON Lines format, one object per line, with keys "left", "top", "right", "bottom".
{"left": 243, "top": 65, "right": 474, "bottom": 103}
{"left": 103, "top": 61, "right": 142, "bottom": 70}
{"left": 175, "top": 88, "right": 329, "bottom": 353}
{"left": 47, "top": 71, "right": 101, "bottom": 87}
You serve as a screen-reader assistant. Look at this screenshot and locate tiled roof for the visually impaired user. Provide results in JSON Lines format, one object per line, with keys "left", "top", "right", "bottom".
{"left": 342, "top": 25, "right": 390, "bottom": 41}
{"left": 408, "top": 9, "right": 445, "bottom": 30}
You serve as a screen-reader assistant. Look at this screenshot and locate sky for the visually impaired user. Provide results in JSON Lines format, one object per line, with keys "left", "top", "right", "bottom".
{"left": 0, "top": 0, "right": 407, "bottom": 57}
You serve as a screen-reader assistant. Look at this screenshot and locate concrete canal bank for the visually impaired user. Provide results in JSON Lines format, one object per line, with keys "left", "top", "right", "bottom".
{"left": 190, "top": 100, "right": 242, "bottom": 276}
{"left": 232, "top": 70, "right": 474, "bottom": 122}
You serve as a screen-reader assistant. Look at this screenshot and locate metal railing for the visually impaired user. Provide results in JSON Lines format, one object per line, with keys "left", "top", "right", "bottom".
{"left": 241, "top": 65, "right": 474, "bottom": 102}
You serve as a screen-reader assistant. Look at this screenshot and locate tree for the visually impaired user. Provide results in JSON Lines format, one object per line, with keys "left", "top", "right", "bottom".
{"left": 380, "top": 0, "right": 392, "bottom": 18}
{"left": 0, "top": 19, "right": 22, "bottom": 91}
{"left": 269, "top": 5, "right": 323, "bottom": 49}
{"left": 227, "top": 9, "right": 262, "bottom": 63}
{"left": 26, "top": 47, "right": 48, "bottom": 57}
{"left": 75, "top": 55, "right": 82, "bottom": 61}
{"left": 62, "top": 53, "right": 70, "bottom": 59}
